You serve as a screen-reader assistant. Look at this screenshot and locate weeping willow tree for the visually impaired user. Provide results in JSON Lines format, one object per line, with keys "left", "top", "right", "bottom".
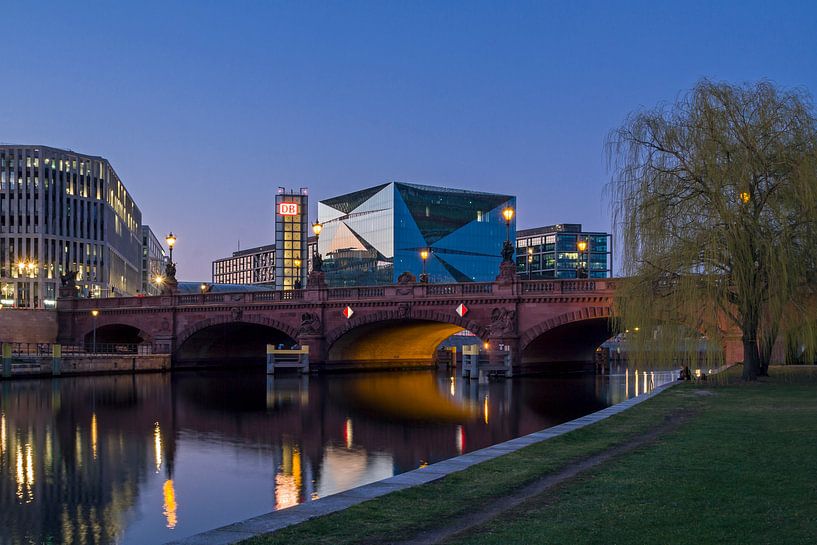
{"left": 607, "top": 80, "right": 817, "bottom": 380}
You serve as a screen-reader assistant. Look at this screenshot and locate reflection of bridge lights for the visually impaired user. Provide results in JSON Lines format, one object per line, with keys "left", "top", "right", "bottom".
{"left": 275, "top": 443, "right": 302, "bottom": 510}
{"left": 1, "top": 413, "right": 6, "bottom": 454}
{"left": 16, "top": 443, "right": 24, "bottom": 500}
{"left": 483, "top": 396, "right": 489, "bottom": 424}
{"left": 450, "top": 377, "right": 456, "bottom": 397}
{"left": 456, "top": 425, "right": 464, "bottom": 454}
{"left": 625, "top": 371, "right": 629, "bottom": 400}
{"left": 345, "top": 418, "right": 353, "bottom": 449}
{"left": 634, "top": 369, "right": 639, "bottom": 396}
{"left": 163, "top": 479, "right": 178, "bottom": 529}
{"left": 91, "top": 414, "right": 98, "bottom": 460}
{"left": 154, "top": 422, "right": 162, "bottom": 473}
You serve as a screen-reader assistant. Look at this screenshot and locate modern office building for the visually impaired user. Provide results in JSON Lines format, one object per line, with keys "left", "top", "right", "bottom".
{"left": 318, "top": 182, "right": 515, "bottom": 286}
{"left": 516, "top": 224, "right": 611, "bottom": 279}
{"left": 141, "top": 225, "right": 166, "bottom": 296}
{"left": 274, "top": 188, "right": 309, "bottom": 290}
{"left": 212, "top": 238, "right": 317, "bottom": 286}
{"left": 0, "top": 145, "right": 143, "bottom": 308}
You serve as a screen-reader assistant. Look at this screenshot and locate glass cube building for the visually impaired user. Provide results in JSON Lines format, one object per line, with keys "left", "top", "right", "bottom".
{"left": 318, "top": 182, "right": 515, "bottom": 286}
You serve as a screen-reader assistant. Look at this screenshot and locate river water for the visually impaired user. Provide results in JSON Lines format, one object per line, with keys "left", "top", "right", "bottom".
{"left": 0, "top": 367, "right": 672, "bottom": 544}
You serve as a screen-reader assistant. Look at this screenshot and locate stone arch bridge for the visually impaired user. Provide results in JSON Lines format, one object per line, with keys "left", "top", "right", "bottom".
{"left": 56, "top": 278, "right": 740, "bottom": 372}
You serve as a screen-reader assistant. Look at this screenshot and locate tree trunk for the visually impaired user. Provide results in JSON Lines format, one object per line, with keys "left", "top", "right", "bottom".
{"left": 742, "top": 336, "right": 760, "bottom": 380}
{"left": 758, "top": 335, "right": 774, "bottom": 377}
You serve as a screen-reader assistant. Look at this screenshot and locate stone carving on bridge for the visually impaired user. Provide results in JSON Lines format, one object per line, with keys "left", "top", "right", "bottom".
{"left": 60, "top": 270, "right": 77, "bottom": 287}
{"left": 488, "top": 307, "right": 516, "bottom": 337}
{"left": 298, "top": 312, "right": 322, "bottom": 336}
{"left": 397, "top": 302, "right": 411, "bottom": 319}
{"left": 160, "top": 318, "right": 171, "bottom": 333}
{"left": 230, "top": 307, "right": 243, "bottom": 321}
{"left": 396, "top": 272, "right": 416, "bottom": 295}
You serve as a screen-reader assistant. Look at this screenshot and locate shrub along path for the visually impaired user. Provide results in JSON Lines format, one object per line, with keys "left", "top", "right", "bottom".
{"left": 243, "top": 367, "right": 817, "bottom": 545}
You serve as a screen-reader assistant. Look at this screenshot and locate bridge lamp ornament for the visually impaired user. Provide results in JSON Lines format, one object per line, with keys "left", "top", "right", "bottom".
{"left": 501, "top": 206, "right": 515, "bottom": 263}
{"left": 165, "top": 232, "right": 177, "bottom": 263}
{"left": 527, "top": 248, "right": 534, "bottom": 280}
{"left": 576, "top": 240, "right": 588, "bottom": 279}
{"left": 91, "top": 309, "right": 100, "bottom": 354}
{"left": 420, "top": 249, "right": 430, "bottom": 283}
{"left": 312, "top": 221, "right": 323, "bottom": 272}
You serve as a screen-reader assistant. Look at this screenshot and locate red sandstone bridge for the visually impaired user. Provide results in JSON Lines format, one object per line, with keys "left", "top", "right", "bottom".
{"left": 55, "top": 277, "right": 740, "bottom": 371}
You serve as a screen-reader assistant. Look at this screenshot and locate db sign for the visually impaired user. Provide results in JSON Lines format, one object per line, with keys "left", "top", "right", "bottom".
{"left": 278, "top": 202, "right": 299, "bottom": 216}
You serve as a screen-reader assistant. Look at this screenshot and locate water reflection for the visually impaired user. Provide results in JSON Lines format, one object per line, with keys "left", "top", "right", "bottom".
{"left": 0, "top": 367, "right": 672, "bottom": 544}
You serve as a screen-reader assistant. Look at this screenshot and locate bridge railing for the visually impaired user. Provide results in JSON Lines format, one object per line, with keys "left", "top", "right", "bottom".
{"left": 59, "top": 278, "right": 617, "bottom": 311}
{"left": 2, "top": 342, "right": 159, "bottom": 356}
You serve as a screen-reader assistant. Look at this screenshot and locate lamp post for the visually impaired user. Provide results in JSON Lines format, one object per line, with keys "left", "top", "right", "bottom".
{"left": 527, "top": 248, "right": 533, "bottom": 280}
{"left": 311, "top": 221, "right": 323, "bottom": 272}
{"left": 165, "top": 232, "right": 177, "bottom": 266}
{"left": 501, "top": 206, "right": 515, "bottom": 264}
{"left": 420, "top": 249, "right": 429, "bottom": 283}
{"left": 91, "top": 309, "right": 99, "bottom": 353}
{"left": 576, "top": 239, "right": 588, "bottom": 279}
{"left": 293, "top": 259, "right": 302, "bottom": 289}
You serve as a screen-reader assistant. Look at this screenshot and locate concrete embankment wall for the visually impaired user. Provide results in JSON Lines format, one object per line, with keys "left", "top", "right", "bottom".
{"left": 0, "top": 310, "right": 58, "bottom": 343}
{"left": 3, "top": 354, "right": 170, "bottom": 379}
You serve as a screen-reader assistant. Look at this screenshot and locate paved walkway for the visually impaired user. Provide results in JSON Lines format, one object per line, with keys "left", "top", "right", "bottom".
{"left": 165, "top": 381, "right": 677, "bottom": 545}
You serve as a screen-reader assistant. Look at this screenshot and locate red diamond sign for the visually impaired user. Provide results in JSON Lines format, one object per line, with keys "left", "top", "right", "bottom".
{"left": 455, "top": 303, "right": 468, "bottom": 317}
{"left": 343, "top": 306, "right": 355, "bottom": 319}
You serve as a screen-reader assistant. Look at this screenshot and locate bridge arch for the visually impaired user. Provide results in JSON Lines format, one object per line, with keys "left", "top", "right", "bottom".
{"left": 175, "top": 314, "right": 298, "bottom": 366}
{"left": 519, "top": 307, "right": 613, "bottom": 365}
{"left": 79, "top": 321, "right": 154, "bottom": 347}
{"left": 325, "top": 307, "right": 487, "bottom": 366}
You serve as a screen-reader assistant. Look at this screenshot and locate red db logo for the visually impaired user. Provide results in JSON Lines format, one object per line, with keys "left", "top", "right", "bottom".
{"left": 278, "top": 202, "right": 299, "bottom": 216}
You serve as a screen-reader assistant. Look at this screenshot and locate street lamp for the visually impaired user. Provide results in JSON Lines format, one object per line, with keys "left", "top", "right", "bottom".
{"left": 527, "top": 248, "right": 534, "bottom": 280}
{"left": 576, "top": 239, "right": 588, "bottom": 279}
{"left": 165, "top": 232, "right": 177, "bottom": 264}
{"left": 91, "top": 309, "right": 99, "bottom": 353}
{"left": 200, "top": 283, "right": 208, "bottom": 294}
{"left": 501, "top": 206, "right": 515, "bottom": 263}
{"left": 293, "top": 259, "right": 302, "bottom": 289}
{"left": 420, "top": 249, "right": 429, "bottom": 283}
{"left": 311, "top": 221, "right": 323, "bottom": 272}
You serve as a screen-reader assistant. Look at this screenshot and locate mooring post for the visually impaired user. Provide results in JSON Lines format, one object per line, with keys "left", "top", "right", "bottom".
{"left": 300, "top": 347, "right": 310, "bottom": 374}
{"left": 266, "top": 344, "right": 275, "bottom": 375}
{"left": 2, "top": 343, "right": 11, "bottom": 378}
{"left": 51, "top": 344, "right": 62, "bottom": 376}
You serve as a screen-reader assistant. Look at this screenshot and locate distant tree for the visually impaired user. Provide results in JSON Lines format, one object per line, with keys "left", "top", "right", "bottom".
{"left": 607, "top": 80, "right": 817, "bottom": 380}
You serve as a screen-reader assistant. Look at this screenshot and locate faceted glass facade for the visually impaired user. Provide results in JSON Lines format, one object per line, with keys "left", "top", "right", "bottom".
{"left": 516, "top": 224, "right": 612, "bottom": 279}
{"left": 318, "top": 182, "right": 515, "bottom": 286}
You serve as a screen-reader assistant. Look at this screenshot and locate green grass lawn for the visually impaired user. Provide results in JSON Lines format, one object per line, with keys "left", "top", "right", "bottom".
{"left": 243, "top": 367, "right": 817, "bottom": 545}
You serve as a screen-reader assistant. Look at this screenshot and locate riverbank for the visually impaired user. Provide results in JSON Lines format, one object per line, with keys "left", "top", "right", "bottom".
{"left": 239, "top": 366, "right": 817, "bottom": 545}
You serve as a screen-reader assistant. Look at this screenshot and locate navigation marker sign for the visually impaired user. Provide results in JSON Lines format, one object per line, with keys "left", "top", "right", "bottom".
{"left": 343, "top": 306, "right": 355, "bottom": 319}
{"left": 455, "top": 303, "right": 468, "bottom": 317}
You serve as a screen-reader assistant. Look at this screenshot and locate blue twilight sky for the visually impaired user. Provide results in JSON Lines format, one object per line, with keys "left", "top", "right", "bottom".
{"left": 2, "top": 0, "right": 816, "bottom": 280}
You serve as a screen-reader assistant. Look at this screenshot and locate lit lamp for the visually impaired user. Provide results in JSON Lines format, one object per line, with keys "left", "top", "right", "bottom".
{"left": 200, "top": 283, "right": 208, "bottom": 294}
{"left": 739, "top": 191, "right": 751, "bottom": 204}
{"left": 311, "top": 221, "right": 323, "bottom": 273}
{"left": 165, "top": 232, "right": 177, "bottom": 264}
{"left": 527, "top": 247, "right": 534, "bottom": 280}
{"left": 420, "top": 249, "right": 429, "bottom": 283}
{"left": 576, "top": 240, "right": 588, "bottom": 279}
{"left": 91, "top": 309, "right": 100, "bottom": 353}
{"left": 293, "top": 259, "right": 302, "bottom": 289}
{"left": 17, "top": 261, "right": 25, "bottom": 278}
{"left": 501, "top": 207, "right": 515, "bottom": 263}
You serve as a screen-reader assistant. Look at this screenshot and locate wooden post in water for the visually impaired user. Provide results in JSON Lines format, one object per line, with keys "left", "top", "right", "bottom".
{"left": 51, "top": 344, "right": 62, "bottom": 376}
{"left": 2, "top": 343, "right": 11, "bottom": 378}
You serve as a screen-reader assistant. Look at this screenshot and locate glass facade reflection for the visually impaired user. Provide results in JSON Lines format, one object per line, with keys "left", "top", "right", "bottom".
{"left": 516, "top": 224, "right": 612, "bottom": 279}
{"left": 318, "top": 183, "right": 515, "bottom": 286}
